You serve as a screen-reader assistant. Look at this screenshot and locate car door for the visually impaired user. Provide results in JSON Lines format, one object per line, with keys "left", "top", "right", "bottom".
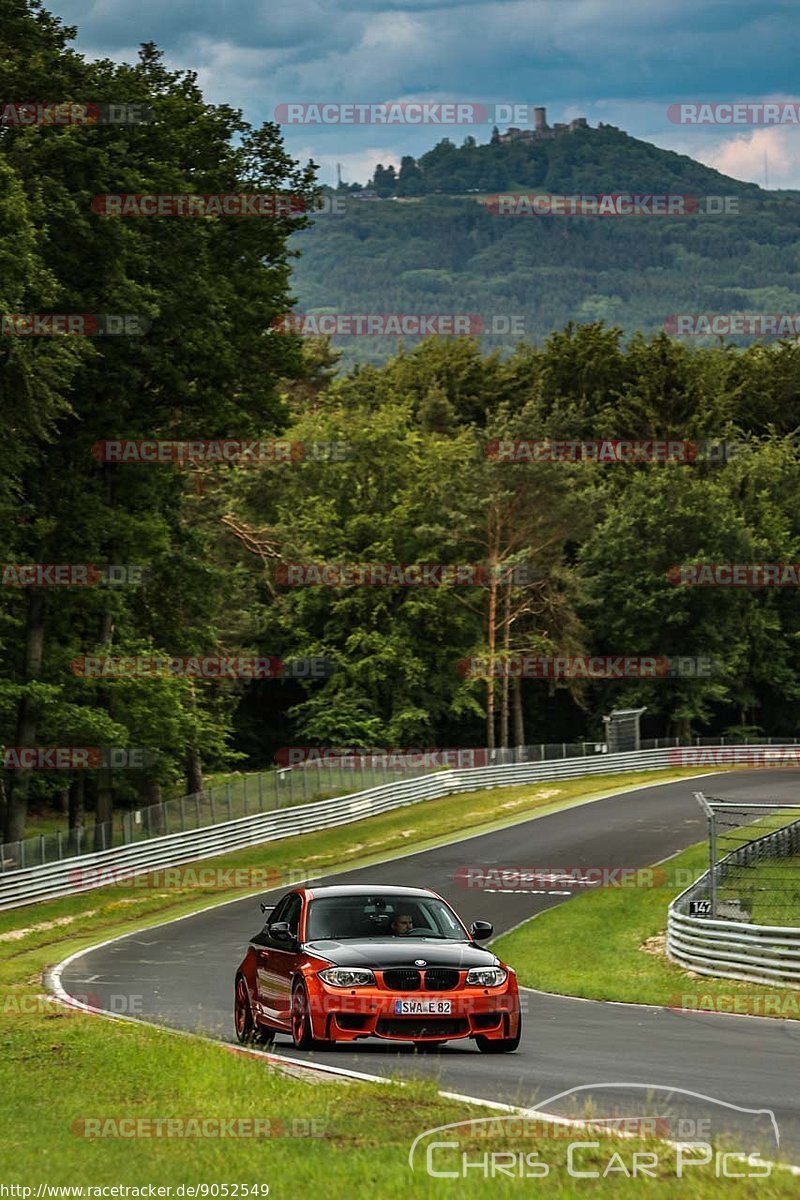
{"left": 255, "top": 892, "right": 303, "bottom": 1028}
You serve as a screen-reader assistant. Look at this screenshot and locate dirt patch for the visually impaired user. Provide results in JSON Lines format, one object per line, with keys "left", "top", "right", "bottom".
{"left": 0, "top": 913, "right": 97, "bottom": 943}
{"left": 640, "top": 932, "right": 667, "bottom": 957}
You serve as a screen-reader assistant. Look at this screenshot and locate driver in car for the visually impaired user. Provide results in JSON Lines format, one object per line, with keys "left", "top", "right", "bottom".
{"left": 390, "top": 912, "right": 414, "bottom": 935}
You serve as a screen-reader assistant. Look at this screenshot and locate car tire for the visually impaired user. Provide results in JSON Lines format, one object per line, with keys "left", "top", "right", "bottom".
{"left": 291, "top": 980, "right": 326, "bottom": 1050}
{"left": 234, "top": 975, "right": 275, "bottom": 1047}
{"left": 475, "top": 1016, "right": 522, "bottom": 1054}
{"left": 234, "top": 974, "right": 256, "bottom": 1044}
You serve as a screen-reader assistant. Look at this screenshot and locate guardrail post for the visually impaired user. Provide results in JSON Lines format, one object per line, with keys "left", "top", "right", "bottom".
{"left": 195, "top": 793, "right": 201, "bottom": 827}
{"left": 180, "top": 798, "right": 185, "bottom": 832}
{"left": 40, "top": 834, "right": 45, "bottom": 864}
{"left": 258, "top": 771, "right": 264, "bottom": 811}
{"left": 708, "top": 810, "right": 718, "bottom": 918}
{"left": 20, "top": 840, "right": 25, "bottom": 869}
{"left": 210, "top": 790, "right": 216, "bottom": 824}
{"left": 243, "top": 774, "right": 249, "bottom": 817}
{"left": 302, "top": 768, "right": 309, "bottom": 802}
{"left": 57, "top": 830, "right": 63, "bottom": 860}
{"left": 226, "top": 781, "right": 233, "bottom": 820}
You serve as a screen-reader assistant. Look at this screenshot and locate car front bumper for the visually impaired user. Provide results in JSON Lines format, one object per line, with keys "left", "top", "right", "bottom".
{"left": 306, "top": 978, "right": 521, "bottom": 1042}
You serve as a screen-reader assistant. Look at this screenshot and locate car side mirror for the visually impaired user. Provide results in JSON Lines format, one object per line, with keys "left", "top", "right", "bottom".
{"left": 471, "top": 920, "right": 493, "bottom": 941}
{"left": 269, "top": 921, "right": 293, "bottom": 940}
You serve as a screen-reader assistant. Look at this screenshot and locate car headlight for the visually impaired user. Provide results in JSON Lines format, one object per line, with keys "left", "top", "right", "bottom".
{"left": 319, "top": 967, "right": 376, "bottom": 987}
{"left": 466, "top": 966, "right": 507, "bottom": 987}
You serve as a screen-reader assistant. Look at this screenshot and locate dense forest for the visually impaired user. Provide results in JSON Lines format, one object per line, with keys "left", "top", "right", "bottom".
{"left": 292, "top": 129, "right": 800, "bottom": 369}
{"left": 3, "top": 1, "right": 800, "bottom": 845}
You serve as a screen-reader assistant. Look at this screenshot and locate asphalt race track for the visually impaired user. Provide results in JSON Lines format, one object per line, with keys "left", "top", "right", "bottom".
{"left": 58, "top": 770, "right": 800, "bottom": 1158}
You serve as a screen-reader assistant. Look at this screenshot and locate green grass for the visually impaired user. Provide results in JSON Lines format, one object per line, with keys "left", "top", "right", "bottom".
{"left": 492, "top": 841, "right": 800, "bottom": 1019}
{"left": 2, "top": 998, "right": 795, "bottom": 1196}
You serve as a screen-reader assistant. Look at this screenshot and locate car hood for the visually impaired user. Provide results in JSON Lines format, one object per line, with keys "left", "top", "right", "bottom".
{"left": 303, "top": 938, "right": 499, "bottom": 969}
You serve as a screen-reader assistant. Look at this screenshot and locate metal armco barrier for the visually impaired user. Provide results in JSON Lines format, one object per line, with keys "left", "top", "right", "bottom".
{"left": 667, "top": 909, "right": 800, "bottom": 988}
{"left": 2, "top": 742, "right": 798, "bottom": 911}
{"left": 668, "top": 801, "right": 800, "bottom": 989}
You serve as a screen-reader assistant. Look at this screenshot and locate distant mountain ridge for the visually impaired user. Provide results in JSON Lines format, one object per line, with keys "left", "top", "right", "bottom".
{"left": 292, "top": 122, "right": 800, "bottom": 369}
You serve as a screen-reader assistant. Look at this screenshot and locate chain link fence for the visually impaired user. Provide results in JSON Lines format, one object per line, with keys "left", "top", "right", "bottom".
{"left": 3, "top": 733, "right": 798, "bottom": 875}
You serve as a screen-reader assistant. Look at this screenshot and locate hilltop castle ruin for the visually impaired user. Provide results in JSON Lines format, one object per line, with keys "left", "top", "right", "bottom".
{"left": 497, "top": 107, "right": 617, "bottom": 144}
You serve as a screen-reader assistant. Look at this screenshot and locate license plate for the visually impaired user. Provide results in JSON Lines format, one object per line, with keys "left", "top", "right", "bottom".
{"left": 394, "top": 999, "right": 452, "bottom": 1015}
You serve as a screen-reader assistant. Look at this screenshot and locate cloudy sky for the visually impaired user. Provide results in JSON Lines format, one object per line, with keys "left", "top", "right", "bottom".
{"left": 51, "top": 0, "right": 800, "bottom": 187}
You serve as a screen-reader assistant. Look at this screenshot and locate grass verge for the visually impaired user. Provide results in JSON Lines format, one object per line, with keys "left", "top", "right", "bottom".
{"left": 492, "top": 841, "right": 800, "bottom": 1020}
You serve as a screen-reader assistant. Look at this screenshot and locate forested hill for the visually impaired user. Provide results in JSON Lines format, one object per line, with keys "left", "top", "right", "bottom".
{"left": 361, "top": 123, "right": 765, "bottom": 198}
{"left": 291, "top": 127, "right": 800, "bottom": 369}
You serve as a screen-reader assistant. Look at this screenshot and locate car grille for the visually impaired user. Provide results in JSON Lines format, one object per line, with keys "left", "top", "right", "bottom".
{"left": 382, "top": 968, "right": 421, "bottom": 991}
{"left": 377, "top": 1017, "right": 468, "bottom": 1038}
{"left": 423, "top": 968, "right": 460, "bottom": 991}
{"left": 382, "top": 968, "right": 462, "bottom": 991}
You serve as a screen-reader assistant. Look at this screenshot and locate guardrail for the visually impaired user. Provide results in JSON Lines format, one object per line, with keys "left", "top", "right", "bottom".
{"left": 667, "top": 806, "right": 800, "bottom": 988}
{"left": 2, "top": 741, "right": 796, "bottom": 912}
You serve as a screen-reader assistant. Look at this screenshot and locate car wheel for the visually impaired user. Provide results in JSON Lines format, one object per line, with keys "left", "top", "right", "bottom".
{"left": 234, "top": 975, "right": 275, "bottom": 1047}
{"left": 291, "top": 980, "right": 320, "bottom": 1050}
{"left": 475, "top": 1016, "right": 522, "bottom": 1054}
{"left": 234, "top": 975, "right": 256, "bottom": 1044}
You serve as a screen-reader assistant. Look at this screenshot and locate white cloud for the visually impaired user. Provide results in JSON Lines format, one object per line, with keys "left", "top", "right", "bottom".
{"left": 701, "top": 126, "right": 800, "bottom": 188}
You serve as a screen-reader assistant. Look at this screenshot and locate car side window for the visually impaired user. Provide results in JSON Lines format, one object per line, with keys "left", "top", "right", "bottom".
{"left": 265, "top": 893, "right": 291, "bottom": 930}
{"left": 283, "top": 893, "right": 302, "bottom": 938}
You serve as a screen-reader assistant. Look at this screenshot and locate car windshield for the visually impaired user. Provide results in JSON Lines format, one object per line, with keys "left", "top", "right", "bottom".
{"left": 306, "top": 894, "right": 467, "bottom": 941}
